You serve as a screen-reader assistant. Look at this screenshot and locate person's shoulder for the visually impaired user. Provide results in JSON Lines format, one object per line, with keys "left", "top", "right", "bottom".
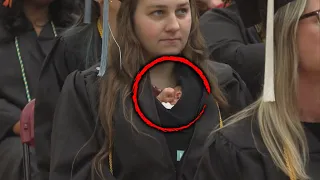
{"left": 67, "top": 63, "right": 100, "bottom": 89}
{"left": 49, "top": 24, "right": 95, "bottom": 57}
{"left": 197, "top": 116, "right": 275, "bottom": 180}
{"left": 60, "top": 24, "right": 96, "bottom": 44}
{"left": 207, "top": 60, "right": 253, "bottom": 110}
{"left": 62, "top": 63, "right": 101, "bottom": 105}
{"left": 207, "top": 61, "right": 242, "bottom": 87}
{"left": 212, "top": 117, "right": 258, "bottom": 150}
{"left": 200, "top": 3, "right": 241, "bottom": 23}
{"left": 81, "top": 63, "right": 101, "bottom": 88}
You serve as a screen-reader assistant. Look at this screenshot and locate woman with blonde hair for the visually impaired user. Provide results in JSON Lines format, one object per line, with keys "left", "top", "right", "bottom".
{"left": 194, "top": 0, "right": 320, "bottom": 179}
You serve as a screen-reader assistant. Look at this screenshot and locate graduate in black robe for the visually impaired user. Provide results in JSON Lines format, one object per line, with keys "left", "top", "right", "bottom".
{"left": 194, "top": 0, "right": 320, "bottom": 179}
{"left": 34, "top": 1, "right": 121, "bottom": 179}
{"left": 0, "top": 0, "right": 76, "bottom": 179}
{"left": 48, "top": 0, "right": 252, "bottom": 179}
{"left": 199, "top": 0, "right": 265, "bottom": 99}
{"left": 49, "top": 61, "right": 251, "bottom": 180}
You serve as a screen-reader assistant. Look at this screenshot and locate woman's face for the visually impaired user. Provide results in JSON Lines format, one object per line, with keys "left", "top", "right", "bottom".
{"left": 297, "top": 0, "right": 320, "bottom": 73}
{"left": 134, "top": 0, "right": 192, "bottom": 59}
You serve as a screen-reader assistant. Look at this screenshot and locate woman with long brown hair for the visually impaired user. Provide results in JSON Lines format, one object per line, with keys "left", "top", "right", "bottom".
{"left": 49, "top": 0, "right": 251, "bottom": 179}
{"left": 194, "top": 0, "right": 320, "bottom": 179}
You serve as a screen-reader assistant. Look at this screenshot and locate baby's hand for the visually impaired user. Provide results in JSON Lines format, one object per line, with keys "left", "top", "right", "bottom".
{"left": 156, "top": 87, "right": 182, "bottom": 105}
{"left": 157, "top": 88, "right": 175, "bottom": 104}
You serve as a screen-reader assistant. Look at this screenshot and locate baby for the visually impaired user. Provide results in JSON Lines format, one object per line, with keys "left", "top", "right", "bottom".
{"left": 156, "top": 86, "right": 182, "bottom": 109}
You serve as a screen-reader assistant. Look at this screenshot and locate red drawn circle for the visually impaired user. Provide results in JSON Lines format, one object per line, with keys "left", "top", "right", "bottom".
{"left": 132, "top": 56, "right": 211, "bottom": 132}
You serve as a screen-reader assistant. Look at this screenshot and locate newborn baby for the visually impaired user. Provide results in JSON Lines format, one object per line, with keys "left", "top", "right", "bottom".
{"left": 156, "top": 86, "right": 182, "bottom": 109}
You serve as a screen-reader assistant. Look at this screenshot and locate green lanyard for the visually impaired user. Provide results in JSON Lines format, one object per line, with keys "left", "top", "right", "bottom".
{"left": 15, "top": 21, "right": 57, "bottom": 103}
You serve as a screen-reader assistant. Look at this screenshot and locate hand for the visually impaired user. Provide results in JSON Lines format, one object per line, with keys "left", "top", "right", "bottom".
{"left": 13, "top": 121, "right": 20, "bottom": 135}
{"left": 156, "top": 86, "right": 182, "bottom": 105}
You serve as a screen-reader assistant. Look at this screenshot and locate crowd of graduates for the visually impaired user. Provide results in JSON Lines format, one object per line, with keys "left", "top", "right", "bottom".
{"left": 0, "top": 0, "right": 319, "bottom": 180}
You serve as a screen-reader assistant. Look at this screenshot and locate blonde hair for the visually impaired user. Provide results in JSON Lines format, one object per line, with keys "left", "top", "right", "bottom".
{"left": 218, "top": 0, "right": 309, "bottom": 179}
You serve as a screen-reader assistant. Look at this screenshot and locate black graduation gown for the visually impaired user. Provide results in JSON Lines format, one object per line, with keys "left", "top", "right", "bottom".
{"left": 194, "top": 118, "right": 320, "bottom": 180}
{"left": 0, "top": 22, "right": 62, "bottom": 180}
{"left": 200, "top": 3, "right": 265, "bottom": 99}
{"left": 49, "top": 61, "right": 252, "bottom": 180}
{"left": 34, "top": 24, "right": 101, "bottom": 180}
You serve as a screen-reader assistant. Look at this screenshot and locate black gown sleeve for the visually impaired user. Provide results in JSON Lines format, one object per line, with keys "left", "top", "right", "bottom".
{"left": 0, "top": 98, "right": 20, "bottom": 140}
{"left": 194, "top": 132, "right": 266, "bottom": 180}
{"left": 194, "top": 133, "right": 241, "bottom": 180}
{"left": 35, "top": 26, "right": 102, "bottom": 180}
{"left": 222, "top": 65, "right": 253, "bottom": 115}
{"left": 208, "top": 61, "right": 253, "bottom": 117}
{"left": 34, "top": 37, "right": 82, "bottom": 180}
{"left": 200, "top": 8, "right": 265, "bottom": 98}
{"left": 49, "top": 71, "right": 113, "bottom": 180}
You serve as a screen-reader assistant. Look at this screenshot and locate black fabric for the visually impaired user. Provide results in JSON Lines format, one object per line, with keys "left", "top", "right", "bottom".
{"left": 49, "top": 61, "right": 252, "bottom": 180}
{"left": 34, "top": 23, "right": 101, "bottom": 180}
{"left": 194, "top": 118, "right": 320, "bottom": 180}
{"left": 304, "top": 122, "right": 320, "bottom": 142}
{"left": 154, "top": 64, "right": 203, "bottom": 169}
{"left": 0, "top": 137, "right": 40, "bottom": 180}
{"left": 234, "top": 0, "right": 296, "bottom": 27}
{"left": 0, "top": 22, "right": 59, "bottom": 141}
{"left": 200, "top": 3, "right": 265, "bottom": 99}
{"left": 0, "top": 21, "right": 62, "bottom": 180}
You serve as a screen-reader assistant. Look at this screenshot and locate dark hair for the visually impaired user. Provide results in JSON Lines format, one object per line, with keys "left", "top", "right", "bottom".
{"left": 93, "top": 0, "right": 227, "bottom": 178}
{"left": 223, "top": 0, "right": 233, "bottom": 7}
{"left": 196, "top": 0, "right": 209, "bottom": 16}
{"left": 0, "top": 0, "right": 78, "bottom": 43}
{"left": 59, "top": 0, "right": 102, "bottom": 69}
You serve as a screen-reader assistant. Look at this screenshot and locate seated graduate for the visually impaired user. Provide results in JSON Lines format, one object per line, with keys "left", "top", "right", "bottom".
{"left": 196, "top": 0, "right": 226, "bottom": 16}
{"left": 48, "top": 0, "right": 252, "bottom": 179}
{"left": 0, "top": 0, "right": 77, "bottom": 180}
{"left": 199, "top": 0, "right": 266, "bottom": 99}
{"left": 34, "top": 0, "right": 120, "bottom": 179}
{"left": 194, "top": 0, "right": 320, "bottom": 179}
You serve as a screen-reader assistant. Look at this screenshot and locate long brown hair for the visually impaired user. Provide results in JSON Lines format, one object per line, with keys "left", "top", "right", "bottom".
{"left": 93, "top": 0, "right": 227, "bottom": 178}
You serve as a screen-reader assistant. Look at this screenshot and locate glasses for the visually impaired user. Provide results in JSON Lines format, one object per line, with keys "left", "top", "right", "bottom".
{"left": 300, "top": 9, "right": 320, "bottom": 24}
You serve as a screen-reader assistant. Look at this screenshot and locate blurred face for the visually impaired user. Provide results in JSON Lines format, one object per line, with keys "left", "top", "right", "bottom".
{"left": 297, "top": 0, "right": 320, "bottom": 73}
{"left": 134, "top": 0, "right": 192, "bottom": 59}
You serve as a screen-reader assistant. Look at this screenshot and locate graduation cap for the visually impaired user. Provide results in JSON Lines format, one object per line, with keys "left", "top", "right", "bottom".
{"left": 84, "top": 0, "right": 110, "bottom": 76}
{"left": 235, "top": 0, "right": 295, "bottom": 102}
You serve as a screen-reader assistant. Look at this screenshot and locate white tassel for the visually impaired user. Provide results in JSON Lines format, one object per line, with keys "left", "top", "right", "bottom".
{"left": 98, "top": 0, "right": 110, "bottom": 77}
{"left": 263, "top": 0, "right": 275, "bottom": 102}
{"left": 83, "top": 0, "right": 92, "bottom": 24}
